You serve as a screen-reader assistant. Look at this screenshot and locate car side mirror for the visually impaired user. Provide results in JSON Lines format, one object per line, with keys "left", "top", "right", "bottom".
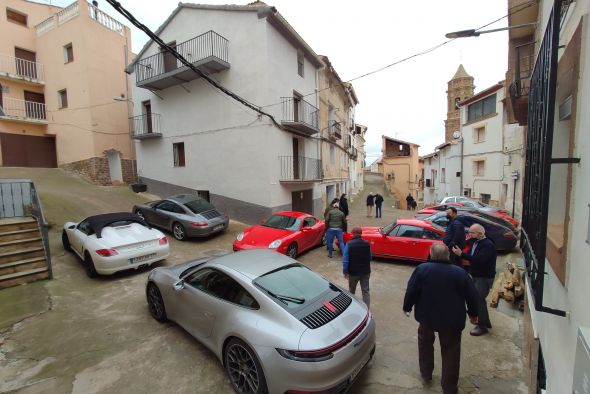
{"left": 173, "top": 280, "right": 185, "bottom": 292}
{"left": 68, "top": 225, "right": 75, "bottom": 229}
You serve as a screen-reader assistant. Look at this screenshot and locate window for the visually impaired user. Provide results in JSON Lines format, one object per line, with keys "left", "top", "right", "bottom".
{"left": 76, "top": 220, "right": 93, "bottom": 236}
{"left": 156, "top": 200, "right": 184, "bottom": 213}
{"left": 480, "top": 193, "right": 491, "bottom": 204}
{"left": 173, "top": 142, "right": 185, "bottom": 167}
{"left": 423, "top": 230, "right": 442, "bottom": 240}
{"left": 473, "top": 160, "right": 485, "bottom": 176}
{"left": 467, "top": 93, "right": 497, "bottom": 122}
{"left": 297, "top": 50, "right": 304, "bottom": 77}
{"left": 473, "top": 126, "right": 486, "bottom": 143}
{"left": 6, "top": 8, "right": 27, "bottom": 26}
{"left": 395, "top": 225, "right": 424, "bottom": 239}
{"left": 456, "top": 171, "right": 461, "bottom": 177}
{"left": 58, "top": 89, "right": 68, "bottom": 108}
{"left": 330, "top": 145, "right": 335, "bottom": 163}
{"left": 441, "top": 168, "right": 446, "bottom": 183}
{"left": 186, "top": 268, "right": 259, "bottom": 308}
{"left": 463, "top": 188, "right": 472, "bottom": 197}
{"left": 63, "top": 43, "right": 74, "bottom": 63}
{"left": 303, "top": 217, "right": 317, "bottom": 228}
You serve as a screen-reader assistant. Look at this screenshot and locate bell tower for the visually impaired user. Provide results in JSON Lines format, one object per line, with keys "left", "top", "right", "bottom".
{"left": 445, "top": 64, "right": 474, "bottom": 142}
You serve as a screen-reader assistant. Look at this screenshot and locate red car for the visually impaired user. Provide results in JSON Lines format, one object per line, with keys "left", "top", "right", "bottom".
{"left": 343, "top": 218, "right": 445, "bottom": 263}
{"left": 233, "top": 211, "right": 326, "bottom": 258}
{"left": 417, "top": 203, "right": 519, "bottom": 229}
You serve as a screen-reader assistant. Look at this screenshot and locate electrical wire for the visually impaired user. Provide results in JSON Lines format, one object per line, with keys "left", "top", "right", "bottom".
{"left": 104, "top": 0, "right": 283, "bottom": 129}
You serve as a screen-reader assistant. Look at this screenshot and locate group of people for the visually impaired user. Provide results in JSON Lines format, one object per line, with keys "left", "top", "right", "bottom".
{"left": 406, "top": 193, "right": 417, "bottom": 210}
{"left": 365, "top": 192, "right": 384, "bottom": 218}
{"left": 327, "top": 193, "right": 497, "bottom": 394}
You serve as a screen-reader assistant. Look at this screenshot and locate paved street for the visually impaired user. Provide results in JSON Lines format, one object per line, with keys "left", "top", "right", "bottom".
{"left": 0, "top": 168, "right": 526, "bottom": 393}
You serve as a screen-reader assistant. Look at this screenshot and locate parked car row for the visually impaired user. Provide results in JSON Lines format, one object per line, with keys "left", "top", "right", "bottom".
{"left": 61, "top": 195, "right": 375, "bottom": 394}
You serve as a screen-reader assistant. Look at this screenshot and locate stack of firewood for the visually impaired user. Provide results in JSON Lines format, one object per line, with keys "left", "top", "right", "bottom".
{"left": 490, "top": 262, "right": 525, "bottom": 311}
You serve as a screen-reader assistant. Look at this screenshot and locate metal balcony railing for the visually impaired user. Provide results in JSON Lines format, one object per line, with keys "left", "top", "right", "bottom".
{"left": 328, "top": 120, "right": 341, "bottom": 139}
{"left": 0, "top": 97, "right": 46, "bottom": 122}
{"left": 509, "top": 42, "right": 535, "bottom": 99}
{"left": 281, "top": 97, "right": 319, "bottom": 135}
{"left": 349, "top": 146, "right": 358, "bottom": 159}
{"left": 129, "top": 113, "right": 162, "bottom": 139}
{"left": 279, "top": 156, "right": 321, "bottom": 182}
{"left": 0, "top": 54, "right": 44, "bottom": 82}
{"left": 135, "top": 30, "right": 229, "bottom": 84}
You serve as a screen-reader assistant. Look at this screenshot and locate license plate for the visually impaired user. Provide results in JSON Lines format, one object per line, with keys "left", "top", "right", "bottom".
{"left": 129, "top": 253, "right": 156, "bottom": 264}
{"left": 213, "top": 225, "right": 224, "bottom": 231}
{"left": 349, "top": 354, "right": 370, "bottom": 383}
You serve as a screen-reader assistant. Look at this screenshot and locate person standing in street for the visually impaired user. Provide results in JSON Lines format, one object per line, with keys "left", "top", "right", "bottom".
{"left": 324, "top": 197, "right": 339, "bottom": 220}
{"left": 366, "top": 192, "right": 375, "bottom": 217}
{"left": 374, "top": 193, "right": 384, "bottom": 218}
{"left": 325, "top": 202, "right": 346, "bottom": 258}
{"left": 452, "top": 223, "right": 497, "bottom": 336}
{"left": 338, "top": 193, "right": 349, "bottom": 232}
{"left": 403, "top": 243, "right": 479, "bottom": 394}
{"left": 342, "top": 226, "right": 371, "bottom": 308}
{"left": 406, "top": 193, "right": 414, "bottom": 210}
{"left": 442, "top": 207, "right": 466, "bottom": 266}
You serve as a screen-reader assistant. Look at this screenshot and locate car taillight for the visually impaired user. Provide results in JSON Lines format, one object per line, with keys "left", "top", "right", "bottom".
{"left": 159, "top": 236, "right": 168, "bottom": 245}
{"left": 95, "top": 249, "right": 118, "bottom": 257}
{"left": 191, "top": 221, "right": 207, "bottom": 227}
{"left": 503, "top": 232, "right": 515, "bottom": 238}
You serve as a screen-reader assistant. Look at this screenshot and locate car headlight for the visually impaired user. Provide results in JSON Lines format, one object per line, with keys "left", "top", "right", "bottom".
{"left": 236, "top": 232, "right": 244, "bottom": 241}
{"left": 268, "top": 239, "right": 282, "bottom": 249}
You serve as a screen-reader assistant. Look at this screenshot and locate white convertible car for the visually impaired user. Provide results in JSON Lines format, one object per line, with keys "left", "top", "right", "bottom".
{"left": 62, "top": 212, "right": 170, "bottom": 277}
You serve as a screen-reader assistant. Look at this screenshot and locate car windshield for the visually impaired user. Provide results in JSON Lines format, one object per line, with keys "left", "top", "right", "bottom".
{"left": 380, "top": 222, "right": 396, "bottom": 235}
{"left": 183, "top": 198, "right": 215, "bottom": 214}
{"left": 262, "top": 215, "right": 301, "bottom": 232}
{"left": 254, "top": 264, "right": 329, "bottom": 308}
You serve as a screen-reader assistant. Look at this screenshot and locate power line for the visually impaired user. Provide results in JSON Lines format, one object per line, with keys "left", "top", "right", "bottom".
{"left": 105, "top": 0, "right": 283, "bottom": 129}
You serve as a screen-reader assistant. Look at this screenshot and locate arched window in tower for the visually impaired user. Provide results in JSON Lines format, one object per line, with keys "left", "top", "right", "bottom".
{"left": 455, "top": 97, "right": 461, "bottom": 108}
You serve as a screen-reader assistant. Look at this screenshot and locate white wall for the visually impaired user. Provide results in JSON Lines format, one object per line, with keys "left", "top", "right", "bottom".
{"left": 132, "top": 7, "right": 321, "bottom": 209}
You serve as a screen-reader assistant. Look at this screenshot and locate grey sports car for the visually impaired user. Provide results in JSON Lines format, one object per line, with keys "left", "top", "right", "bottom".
{"left": 133, "top": 194, "right": 229, "bottom": 241}
{"left": 146, "top": 249, "right": 376, "bottom": 394}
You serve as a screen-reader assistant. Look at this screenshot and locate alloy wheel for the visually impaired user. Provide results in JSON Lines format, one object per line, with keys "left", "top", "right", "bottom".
{"left": 147, "top": 283, "right": 167, "bottom": 322}
{"left": 226, "top": 342, "right": 261, "bottom": 394}
{"left": 172, "top": 223, "right": 186, "bottom": 241}
{"left": 286, "top": 243, "right": 298, "bottom": 259}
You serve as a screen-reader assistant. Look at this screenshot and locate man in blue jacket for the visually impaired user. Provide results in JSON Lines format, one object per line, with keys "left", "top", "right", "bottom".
{"left": 443, "top": 207, "right": 466, "bottom": 266}
{"left": 342, "top": 226, "right": 372, "bottom": 308}
{"left": 403, "top": 243, "right": 479, "bottom": 393}
{"left": 452, "top": 223, "right": 497, "bottom": 336}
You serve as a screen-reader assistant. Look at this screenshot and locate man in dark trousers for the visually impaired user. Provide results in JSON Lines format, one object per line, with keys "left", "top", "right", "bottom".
{"left": 403, "top": 243, "right": 479, "bottom": 393}
{"left": 366, "top": 192, "right": 375, "bottom": 217}
{"left": 452, "top": 223, "right": 497, "bottom": 336}
{"left": 325, "top": 202, "right": 346, "bottom": 258}
{"left": 342, "top": 226, "right": 372, "bottom": 308}
{"left": 374, "top": 193, "right": 384, "bottom": 218}
{"left": 442, "top": 207, "right": 466, "bottom": 266}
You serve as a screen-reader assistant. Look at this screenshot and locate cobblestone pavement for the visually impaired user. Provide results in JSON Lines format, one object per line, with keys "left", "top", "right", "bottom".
{"left": 0, "top": 168, "right": 526, "bottom": 393}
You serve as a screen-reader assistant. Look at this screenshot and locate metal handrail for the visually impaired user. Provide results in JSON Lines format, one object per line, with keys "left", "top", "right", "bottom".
{"left": 129, "top": 113, "right": 162, "bottom": 137}
{"left": 280, "top": 97, "right": 319, "bottom": 130}
{"left": 0, "top": 97, "right": 47, "bottom": 121}
{"left": 0, "top": 180, "right": 52, "bottom": 278}
{"left": 329, "top": 120, "right": 342, "bottom": 139}
{"left": 0, "top": 54, "right": 45, "bottom": 82}
{"left": 279, "top": 156, "right": 321, "bottom": 181}
{"left": 509, "top": 42, "right": 535, "bottom": 98}
{"left": 135, "top": 30, "right": 229, "bottom": 83}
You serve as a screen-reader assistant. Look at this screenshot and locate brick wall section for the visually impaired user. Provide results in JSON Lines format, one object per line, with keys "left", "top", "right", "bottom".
{"left": 122, "top": 159, "right": 137, "bottom": 184}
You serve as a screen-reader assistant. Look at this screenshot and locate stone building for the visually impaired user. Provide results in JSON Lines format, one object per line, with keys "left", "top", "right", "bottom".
{"left": 444, "top": 64, "right": 474, "bottom": 143}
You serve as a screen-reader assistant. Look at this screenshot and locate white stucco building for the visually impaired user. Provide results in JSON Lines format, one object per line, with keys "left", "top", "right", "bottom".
{"left": 125, "top": 3, "right": 325, "bottom": 223}
{"left": 421, "top": 141, "right": 462, "bottom": 205}
{"left": 509, "top": 0, "right": 590, "bottom": 392}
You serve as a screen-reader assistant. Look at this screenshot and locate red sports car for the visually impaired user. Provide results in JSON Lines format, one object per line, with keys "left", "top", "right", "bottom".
{"left": 233, "top": 211, "right": 326, "bottom": 258}
{"left": 343, "top": 218, "right": 445, "bottom": 263}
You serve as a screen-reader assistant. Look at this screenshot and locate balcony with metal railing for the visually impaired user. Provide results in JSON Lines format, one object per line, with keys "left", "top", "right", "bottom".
{"left": 0, "top": 54, "right": 45, "bottom": 84}
{"left": 134, "top": 31, "right": 230, "bottom": 90}
{"left": 0, "top": 97, "right": 47, "bottom": 124}
{"left": 349, "top": 146, "right": 358, "bottom": 159}
{"left": 281, "top": 97, "right": 319, "bottom": 136}
{"left": 129, "top": 113, "right": 163, "bottom": 139}
{"left": 279, "top": 156, "right": 321, "bottom": 182}
{"left": 508, "top": 42, "right": 535, "bottom": 125}
{"left": 328, "top": 120, "right": 341, "bottom": 140}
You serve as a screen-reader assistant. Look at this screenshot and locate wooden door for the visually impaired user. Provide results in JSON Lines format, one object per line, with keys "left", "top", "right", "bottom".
{"left": 291, "top": 189, "right": 313, "bottom": 214}
{"left": 0, "top": 133, "right": 57, "bottom": 167}
{"left": 142, "top": 100, "right": 152, "bottom": 134}
{"left": 0, "top": 83, "right": 3, "bottom": 116}
{"left": 292, "top": 138, "right": 299, "bottom": 179}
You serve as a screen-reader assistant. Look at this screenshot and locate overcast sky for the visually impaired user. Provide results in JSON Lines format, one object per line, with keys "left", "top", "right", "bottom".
{"left": 46, "top": 0, "right": 510, "bottom": 162}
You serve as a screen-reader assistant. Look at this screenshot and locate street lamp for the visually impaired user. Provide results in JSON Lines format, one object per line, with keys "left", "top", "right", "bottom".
{"left": 445, "top": 23, "right": 536, "bottom": 38}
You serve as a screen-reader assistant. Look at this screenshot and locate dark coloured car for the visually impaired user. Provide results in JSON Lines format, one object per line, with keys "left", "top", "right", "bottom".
{"left": 422, "top": 212, "right": 517, "bottom": 251}
{"left": 133, "top": 194, "right": 229, "bottom": 241}
{"left": 416, "top": 204, "right": 518, "bottom": 234}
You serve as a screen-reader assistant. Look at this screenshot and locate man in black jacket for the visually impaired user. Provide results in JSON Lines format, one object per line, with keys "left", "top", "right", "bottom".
{"left": 342, "top": 227, "right": 372, "bottom": 307}
{"left": 452, "top": 223, "right": 497, "bottom": 336}
{"left": 403, "top": 243, "right": 479, "bottom": 393}
{"left": 443, "top": 207, "right": 466, "bottom": 266}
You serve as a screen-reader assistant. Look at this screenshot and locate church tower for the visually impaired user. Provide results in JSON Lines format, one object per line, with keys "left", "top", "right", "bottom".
{"left": 445, "top": 64, "right": 474, "bottom": 142}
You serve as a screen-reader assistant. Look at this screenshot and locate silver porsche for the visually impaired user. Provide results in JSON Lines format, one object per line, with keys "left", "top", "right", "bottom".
{"left": 146, "top": 249, "right": 376, "bottom": 394}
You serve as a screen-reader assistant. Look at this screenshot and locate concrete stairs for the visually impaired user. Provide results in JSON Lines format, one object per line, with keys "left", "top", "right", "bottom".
{"left": 0, "top": 217, "right": 50, "bottom": 289}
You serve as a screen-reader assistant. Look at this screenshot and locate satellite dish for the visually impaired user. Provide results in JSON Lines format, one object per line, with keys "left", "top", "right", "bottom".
{"left": 452, "top": 131, "right": 462, "bottom": 139}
